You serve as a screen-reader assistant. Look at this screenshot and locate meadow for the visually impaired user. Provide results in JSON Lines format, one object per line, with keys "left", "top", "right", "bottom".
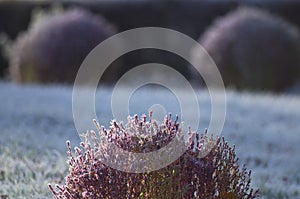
{"left": 0, "top": 82, "right": 300, "bottom": 198}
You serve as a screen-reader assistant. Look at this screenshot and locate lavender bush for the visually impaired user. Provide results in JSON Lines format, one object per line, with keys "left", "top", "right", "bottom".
{"left": 49, "top": 114, "right": 259, "bottom": 198}
{"left": 9, "top": 8, "right": 118, "bottom": 84}
{"left": 192, "top": 6, "right": 300, "bottom": 91}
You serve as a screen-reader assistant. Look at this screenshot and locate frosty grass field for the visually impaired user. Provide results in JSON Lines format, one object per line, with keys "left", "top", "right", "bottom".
{"left": 0, "top": 81, "right": 300, "bottom": 198}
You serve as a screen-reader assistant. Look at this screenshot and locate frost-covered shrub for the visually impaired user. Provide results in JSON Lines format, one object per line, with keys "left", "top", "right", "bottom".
{"left": 192, "top": 6, "right": 300, "bottom": 91}
{"left": 49, "top": 114, "right": 259, "bottom": 198}
{"left": 9, "top": 8, "right": 118, "bottom": 84}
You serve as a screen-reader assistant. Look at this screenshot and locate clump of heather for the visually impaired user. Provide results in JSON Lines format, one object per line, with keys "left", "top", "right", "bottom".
{"left": 49, "top": 114, "right": 259, "bottom": 198}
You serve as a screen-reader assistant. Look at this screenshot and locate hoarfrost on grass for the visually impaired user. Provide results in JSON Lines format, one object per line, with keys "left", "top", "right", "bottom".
{"left": 0, "top": 82, "right": 300, "bottom": 198}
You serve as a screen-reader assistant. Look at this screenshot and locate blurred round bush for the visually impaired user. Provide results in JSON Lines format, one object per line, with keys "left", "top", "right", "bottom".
{"left": 10, "top": 8, "right": 118, "bottom": 84}
{"left": 192, "top": 6, "right": 300, "bottom": 91}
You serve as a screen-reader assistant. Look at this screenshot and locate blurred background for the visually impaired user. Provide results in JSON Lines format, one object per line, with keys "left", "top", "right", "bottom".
{"left": 0, "top": 0, "right": 300, "bottom": 92}
{"left": 1, "top": 1, "right": 300, "bottom": 198}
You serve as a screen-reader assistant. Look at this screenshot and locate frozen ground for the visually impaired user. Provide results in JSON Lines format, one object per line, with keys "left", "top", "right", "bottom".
{"left": 0, "top": 81, "right": 300, "bottom": 198}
